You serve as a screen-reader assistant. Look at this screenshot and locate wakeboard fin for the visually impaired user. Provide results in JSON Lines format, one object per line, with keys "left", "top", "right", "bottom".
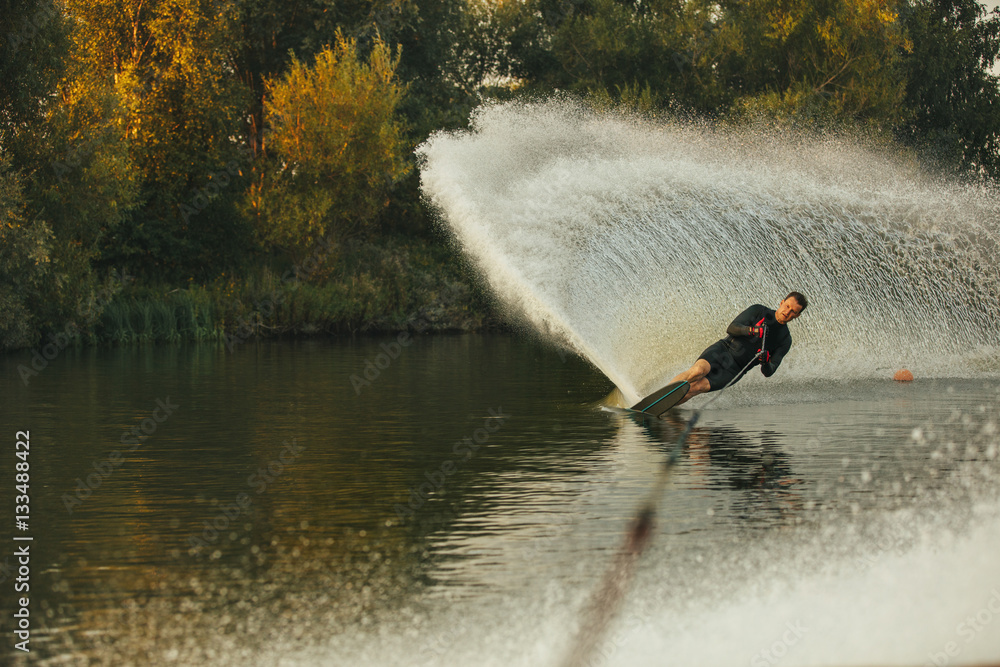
{"left": 630, "top": 380, "right": 689, "bottom": 417}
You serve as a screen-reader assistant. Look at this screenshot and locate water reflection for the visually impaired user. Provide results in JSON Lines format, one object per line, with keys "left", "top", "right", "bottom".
{"left": 611, "top": 410, "right": 805, "bottom": 526}
{"left": 419, "top": 406, "right": 816, "bottom": 601}
{"left": 683, "top": 424, "right": 804, "bottom": 527}
{"left": 0, "top": 339, "right": 997, "bottom": 666}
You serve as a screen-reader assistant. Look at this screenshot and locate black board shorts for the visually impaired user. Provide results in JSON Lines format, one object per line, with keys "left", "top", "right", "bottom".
{"left": 698, "top": 340, "right": 752, "bottom": 392}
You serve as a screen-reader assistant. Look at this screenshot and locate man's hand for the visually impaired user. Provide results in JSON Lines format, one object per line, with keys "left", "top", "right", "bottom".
{"left": 758, "top": 350, "right": 771, "bottom": 365}
{"left": 748, "top": 325, "right": 766, "bottom": 338}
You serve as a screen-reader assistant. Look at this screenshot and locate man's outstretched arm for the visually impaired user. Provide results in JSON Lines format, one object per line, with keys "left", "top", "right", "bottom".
{"left": 726, "top": 305, "right": 766, "bottom": 338}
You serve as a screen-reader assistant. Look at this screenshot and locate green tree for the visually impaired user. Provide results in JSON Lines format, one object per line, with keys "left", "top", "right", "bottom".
{"left": 248, "top": 32, "right": 410, "bottom": 259}
{"left": 229, "top": 0, "right": 471, "bottom": 238}
{"left": 473, "top": 0, "right": 914, "bottom": 124}
{"left": 0, "top": 0, "right": 68, "bottom": 150}
{"left": 0, "top": 158, "right": 52, "bottom": 350}
{"left": 1, "top": 0, "right": 129, "bottom": 331}
{"left": 900, "top": 0, "right": 1000, "bottom": 177}
{"left": 720, "top": 0, "right": 912, "bottom": 125}
{"left": 474, "top": 0, "right": 735, "bottom": 112}
{"left": 14, "top": 47, "right": 142, "bottom": 324}
{"left": 63, "top": 0, "right": 254, "bottom": 280}
{"left": 230, "top": 0, "right": 377, "bottom": 153}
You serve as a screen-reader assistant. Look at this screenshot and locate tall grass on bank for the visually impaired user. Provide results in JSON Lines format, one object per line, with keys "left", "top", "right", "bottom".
{"left": 99, "top": 291, "right": 225, "bottom": 344}
{"left": 90, "top": 238, "right": 491, "bottom": 345}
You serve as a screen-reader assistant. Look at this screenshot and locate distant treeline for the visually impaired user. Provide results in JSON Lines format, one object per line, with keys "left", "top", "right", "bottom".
{"left": 1, "top": 0, "right": 999, "bottom": 350}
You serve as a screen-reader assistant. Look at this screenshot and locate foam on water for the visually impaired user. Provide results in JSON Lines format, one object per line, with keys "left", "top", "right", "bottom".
{"left": 269, "top": 466, "right": 1000, "bottom": 667}
{"left": 418, "top": 99, "right": 1000, "bottom": 404}
{"left": 609, "top": 500, "right": 1000, "bottom": 667}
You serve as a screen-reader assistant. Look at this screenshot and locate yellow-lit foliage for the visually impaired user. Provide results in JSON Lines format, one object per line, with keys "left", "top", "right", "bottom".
{"left": 731, "top": 0, "right": 912, "bottom": 124}
{"left": 64, "top": 0, "right": 248, "bottom": 200}
{"left": 253, "top": 32, "right": 410, "bottom": 255}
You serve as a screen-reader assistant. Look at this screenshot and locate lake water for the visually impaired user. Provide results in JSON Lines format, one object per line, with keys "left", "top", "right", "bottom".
{"left": 2, "top": 335, "right": 999, "bottom": 666}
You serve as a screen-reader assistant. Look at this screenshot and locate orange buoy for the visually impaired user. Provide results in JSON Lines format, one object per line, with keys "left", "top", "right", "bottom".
{"left": 893, "top": 369, "right": 914, "bottom": 382}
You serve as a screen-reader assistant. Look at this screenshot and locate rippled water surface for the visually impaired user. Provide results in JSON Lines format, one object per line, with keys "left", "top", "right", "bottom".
{"left": 2, "top": 335, "right": 999, "bottom": 666}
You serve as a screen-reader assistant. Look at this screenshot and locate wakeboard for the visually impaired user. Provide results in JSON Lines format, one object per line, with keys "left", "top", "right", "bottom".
{"left": 629, "top": 380, "right": 689, "bottom": 418}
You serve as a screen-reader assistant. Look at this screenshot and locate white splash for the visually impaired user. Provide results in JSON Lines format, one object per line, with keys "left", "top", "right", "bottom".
{"left": 418, "top": 99, "right": 1000, "bottom": 403}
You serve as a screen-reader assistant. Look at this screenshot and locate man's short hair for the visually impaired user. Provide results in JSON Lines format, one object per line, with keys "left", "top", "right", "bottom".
{"left": 785, "top": 291, "right": 808, "bottom": 310}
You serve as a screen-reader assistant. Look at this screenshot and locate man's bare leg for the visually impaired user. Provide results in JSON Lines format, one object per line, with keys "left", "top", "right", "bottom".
{"left": 669, "top": 359, "right": 712, "bottom": 405}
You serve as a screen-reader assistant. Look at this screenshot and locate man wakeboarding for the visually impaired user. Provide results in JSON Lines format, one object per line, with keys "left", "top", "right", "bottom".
{"left": 669, "top": 291, "right": 808, "bottom": 405}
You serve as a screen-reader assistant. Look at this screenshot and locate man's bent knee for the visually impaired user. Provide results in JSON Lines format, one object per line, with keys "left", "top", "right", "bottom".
{"left": 689, "top": 378, "right": 711, "bottom": 394}
{"left": 688, "top": 359, "right": 710, "bottom": 381}
{"left": 677, "top": 376, "right": 711, "bottom": 405}
{"left": 672, "top": 359, "right": 712, "bottom": 386}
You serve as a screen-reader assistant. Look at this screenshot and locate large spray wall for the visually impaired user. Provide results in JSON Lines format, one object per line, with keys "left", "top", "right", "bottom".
{"left": 418, "top": 99, "right": 1000, "bottom": 404}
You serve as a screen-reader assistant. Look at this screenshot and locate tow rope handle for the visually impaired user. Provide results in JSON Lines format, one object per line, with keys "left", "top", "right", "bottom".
{"left": 754, "top": 316, "right": 768, "bottom": 359}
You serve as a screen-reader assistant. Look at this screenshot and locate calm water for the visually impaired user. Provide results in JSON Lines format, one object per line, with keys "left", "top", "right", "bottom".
{"left": 2, "top": 335, "right": 999, "bottom": 666}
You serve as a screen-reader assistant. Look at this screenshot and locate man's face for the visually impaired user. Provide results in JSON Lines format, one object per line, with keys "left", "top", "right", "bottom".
{"left": 774, "top": 297, "right": 804, "bottom": 324}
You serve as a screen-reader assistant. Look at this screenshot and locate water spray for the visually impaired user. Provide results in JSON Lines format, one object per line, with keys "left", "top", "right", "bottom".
{"left": 418, "top": 99, "right": 1000, "bottom": 391}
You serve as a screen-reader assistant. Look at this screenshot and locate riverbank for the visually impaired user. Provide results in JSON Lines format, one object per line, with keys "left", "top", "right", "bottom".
{"left": 17, "top": 235, "right": 503, "bottom": 351}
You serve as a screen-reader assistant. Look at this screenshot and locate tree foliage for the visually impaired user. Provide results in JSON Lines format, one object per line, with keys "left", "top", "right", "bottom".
{"left": 248, "top": 32, "right": 410, "bottom": 257}
{"left": 2, "top": 0, "right": 1000, "bottom": 349}
{"left": 721, "top": 0, "right": 912, "bottom": 125}
{"left": 900, "top": 0, "right": 1000, "bottom": 176}
{"left": 1, "top": 1, "right": 136, "bottom": 328}
{"left": 229, "top": 0, "right": 376, "bottom": 151}
{"left": 63, "top": 0, "right": 254, "bottom": 279}
{"left": 0, "top": 0, "right": 69, "bottom": 145}
{"left": 0, "top": 158, "right": 53, "bottom": 349}
{"left": 479, "top": 0, "right": 913, "bottom": 122}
